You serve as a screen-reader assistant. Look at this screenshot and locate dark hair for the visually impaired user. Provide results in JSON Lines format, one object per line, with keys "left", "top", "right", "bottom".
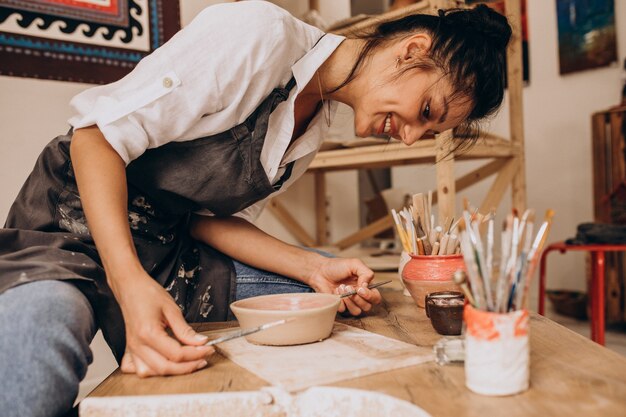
{"left": 335, "top": 5, "right": 512, "bottom": 148}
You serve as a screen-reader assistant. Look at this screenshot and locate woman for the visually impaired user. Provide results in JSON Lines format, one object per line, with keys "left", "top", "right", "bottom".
{"left": 0, "top": 1, "right": 511, "bottom": 416}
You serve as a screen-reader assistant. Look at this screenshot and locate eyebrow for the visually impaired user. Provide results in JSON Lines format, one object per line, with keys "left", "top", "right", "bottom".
{"left": 438, "top": 97, "right": 449, "bottom": 124}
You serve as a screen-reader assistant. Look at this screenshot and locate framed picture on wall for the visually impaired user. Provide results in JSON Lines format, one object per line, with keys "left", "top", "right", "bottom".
{"left": 556, "top": 0, "right": 617, "bottom": 75}
{"left": 0, "top": 0, "right": 180, "bottom": 84}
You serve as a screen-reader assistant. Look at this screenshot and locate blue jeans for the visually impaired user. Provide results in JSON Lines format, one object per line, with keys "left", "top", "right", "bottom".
{"left": 0, "top": 263, "right": 312, "bottom": 417}
{"left": 233, "top": 260, "right": 313, "bottom": 300}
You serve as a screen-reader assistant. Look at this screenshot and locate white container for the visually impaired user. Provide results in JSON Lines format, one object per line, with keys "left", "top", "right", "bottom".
{"left": 463, "top": 304, "right": 530, "bottom": 396}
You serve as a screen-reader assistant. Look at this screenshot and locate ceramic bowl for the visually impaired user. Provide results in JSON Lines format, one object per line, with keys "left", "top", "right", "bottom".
{"left": 229, "top": 293, "right": 340, "bottom": 346}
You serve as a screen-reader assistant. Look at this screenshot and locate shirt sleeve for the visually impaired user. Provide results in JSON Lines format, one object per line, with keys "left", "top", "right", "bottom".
{"left": 68, "top": 1, "right": 315, "bottom": 165}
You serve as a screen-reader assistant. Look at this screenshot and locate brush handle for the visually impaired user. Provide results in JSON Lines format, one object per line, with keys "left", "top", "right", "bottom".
{"left": 339, "top": 280, "right": 393, "bottom": 298}
{"left": 204, "top": 318, "right": 290, "bottom": 346}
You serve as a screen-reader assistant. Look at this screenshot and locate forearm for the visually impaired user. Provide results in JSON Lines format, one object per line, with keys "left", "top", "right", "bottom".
{"left": 70, "top": 126, "right": 145, "bottom": 291}
{"left": 190, "top": 215, "right": 325, "bottom": 285}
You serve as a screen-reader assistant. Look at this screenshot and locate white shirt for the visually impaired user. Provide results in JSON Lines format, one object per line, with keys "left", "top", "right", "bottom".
{"left": 68, "top": 1, "right": 343, "bottom": 221}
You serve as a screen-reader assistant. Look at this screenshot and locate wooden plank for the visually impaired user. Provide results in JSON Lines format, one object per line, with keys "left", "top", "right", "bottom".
{"left": 333, "top": 214, "right": 394, "bottom": 250}
{"left": 266, "top": 199, "right": 316, "bottom": 247}
{"left": 314, "top": 171, "right": 328, "bottom": 245}
{"left": 461, "top": 138, "right": 522, "bottom": 158}
{"left": 332, "top": 1, "right": 432, "bottom": 36}
{"left": 89, "top": 289, "right": 626, "bottom": 417}
{"left": 592, "top": 113, "right": 609, "bottom": 222}
{"left": 610, "top": 112, "right": 625, "bottom": 188}
{"left": 606, "top": 252, "right": 621, "bottom": 323}
{"left": 308, "top": 138, "right": 519, "bottom": 172}
{"left": 618, "top": 252, "right": 626, "bottom": 322}
{"left": 431, "top": 159, "right": 508, "bottom": 205}
{"left": 479, "top": 158, "right": 519, "bottom": 213}
{"left": 506, "top": 0, "right": 527, "bottom": 213}
{"left": 436, "top": 130, "right": 456, "bottom": 222}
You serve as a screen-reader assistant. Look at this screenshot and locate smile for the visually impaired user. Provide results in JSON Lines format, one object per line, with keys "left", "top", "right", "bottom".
{"left": 383, "top": 113, "right": 391, "bottom": 134}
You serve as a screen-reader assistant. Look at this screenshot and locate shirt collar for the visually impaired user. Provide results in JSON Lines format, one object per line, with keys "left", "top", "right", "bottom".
{"left": 291, "top": 33, "right": 345, "bottom": 94}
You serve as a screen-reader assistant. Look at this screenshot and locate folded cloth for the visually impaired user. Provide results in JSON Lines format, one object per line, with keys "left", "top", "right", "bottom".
{"left": 565, "top": 223, "right": 626, "bottom": 245}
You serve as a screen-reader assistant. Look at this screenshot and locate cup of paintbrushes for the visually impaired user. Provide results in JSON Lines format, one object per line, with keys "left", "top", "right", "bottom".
{"left": 401, "top": 254, "right": 465, "bottom": 308}
{"left": 463, "top": 304, "right": 530, "bottom": 396}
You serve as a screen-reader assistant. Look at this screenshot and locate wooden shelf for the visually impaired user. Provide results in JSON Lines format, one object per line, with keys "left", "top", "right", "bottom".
{"left": 309, "top": 137, "right": 521, "bottom": 171}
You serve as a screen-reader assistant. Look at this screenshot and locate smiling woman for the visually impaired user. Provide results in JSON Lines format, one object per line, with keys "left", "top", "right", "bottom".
{"left": 0, "top": 2, "right": 511, "bottom": 416}
{"left": 319, "top": 5, "right": 511, "bottom": 146}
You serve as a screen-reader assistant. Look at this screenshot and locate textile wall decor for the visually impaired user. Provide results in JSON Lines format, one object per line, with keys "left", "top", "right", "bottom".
{"left": 0, "top": 1, "right": 180, "bottom": 84}
{"left": 556, "top": 0, "right": 617, "bottom": 75}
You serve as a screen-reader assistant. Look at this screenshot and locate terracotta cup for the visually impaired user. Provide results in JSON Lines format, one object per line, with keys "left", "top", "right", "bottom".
{"left": 425, "top": 291, "right": 465, "bottom": 335}
{"left": 401, "top": 254, "right": 465, "bottom": 308}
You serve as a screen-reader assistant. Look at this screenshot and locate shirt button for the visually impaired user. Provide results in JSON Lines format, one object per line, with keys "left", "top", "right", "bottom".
{"left": 162, "top": 77, "right": 173, "bottom": 88}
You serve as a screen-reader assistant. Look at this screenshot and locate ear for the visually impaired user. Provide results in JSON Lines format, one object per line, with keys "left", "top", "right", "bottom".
{"left": 401, "top": 32, "right": 433, "bottom": 62}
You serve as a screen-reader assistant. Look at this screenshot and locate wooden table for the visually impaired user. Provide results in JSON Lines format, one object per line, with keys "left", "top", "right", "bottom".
{"left": 89, "top": 287, "right": 626, "bottom": 416}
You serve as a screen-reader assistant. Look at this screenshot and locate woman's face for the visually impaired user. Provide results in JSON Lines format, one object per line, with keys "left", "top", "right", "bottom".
{"left": 352, "top": 70, "right": 471, "bottom": 145}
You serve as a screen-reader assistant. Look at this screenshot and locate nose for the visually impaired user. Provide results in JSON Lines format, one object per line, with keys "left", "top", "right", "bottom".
{"left": 401, "top": 123, "right": 429, "bottom": 145}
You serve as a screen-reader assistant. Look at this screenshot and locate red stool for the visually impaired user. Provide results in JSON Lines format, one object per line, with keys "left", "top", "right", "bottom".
{"left": 538, "top": 241, "right": 626, "bottom": 346}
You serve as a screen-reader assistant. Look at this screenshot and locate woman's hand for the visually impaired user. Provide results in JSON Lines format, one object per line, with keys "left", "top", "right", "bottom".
{"left": 189, "top": 216, "right": 382, "bottom": 315}
{"left": 110, "top": 270, "right": 215, "bottom": 378}
{"left": 306, "top": 257, "right": 381, "bottom": 316}
{"left": 71, "top": 127, "right": 213, "bottom": 378}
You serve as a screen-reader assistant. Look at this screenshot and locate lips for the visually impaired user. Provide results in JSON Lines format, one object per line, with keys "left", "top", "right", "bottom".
{"left": 378, "top": 113, "right": 393, "bottom": 136}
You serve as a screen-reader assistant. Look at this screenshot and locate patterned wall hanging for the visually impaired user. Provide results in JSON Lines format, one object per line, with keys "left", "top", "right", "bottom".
{"left": 0, "top": 0, "right": 180, "bottom": 84}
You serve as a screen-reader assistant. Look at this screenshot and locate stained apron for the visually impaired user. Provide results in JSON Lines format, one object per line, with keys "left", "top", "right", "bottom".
{"left": 0, "top": 78, "right": 297, "bottom": 361}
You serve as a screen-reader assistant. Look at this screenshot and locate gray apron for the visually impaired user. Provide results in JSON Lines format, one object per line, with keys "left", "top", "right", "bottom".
{"left": 0, "top": 78, "right": 297, "bottom": 361}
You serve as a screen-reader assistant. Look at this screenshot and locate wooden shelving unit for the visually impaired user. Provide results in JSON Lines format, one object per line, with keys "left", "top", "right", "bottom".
{"left": 268, "top": 0, "right": 526, "bottom": 250}
{"left": 591, "top": 106, "right": 626, "bottom": 323}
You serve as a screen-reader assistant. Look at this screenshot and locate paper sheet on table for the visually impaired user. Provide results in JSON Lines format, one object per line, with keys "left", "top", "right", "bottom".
{"left": 212, "top": 323, "right": 434, "bottom": 392}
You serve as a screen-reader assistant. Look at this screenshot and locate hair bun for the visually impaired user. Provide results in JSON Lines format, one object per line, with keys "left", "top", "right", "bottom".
{"left": 440, "top": 4, "right": 512, "bottom": 50}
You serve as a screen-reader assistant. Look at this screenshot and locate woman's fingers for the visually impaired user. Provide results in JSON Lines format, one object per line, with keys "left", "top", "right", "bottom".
{"left": 356, "top": 285, "right": 382, "bottom": 306}
{"left": 339, "top": 285, "right": 362, "bottom": 316}
{"left": 133, "top": 322, "right": 214, "bottom": 364}
{"left": 336, "top": 284, "right": 383, "bottom": 316}
{"left": 131, "top": 344, "right": 209, "bottom": 378}
{"left": 164, "top": 305, "right": 210, "bottom": 346}
{"left": 120, "top": 351, "right": 136, "bottom": 374}
{"left": 351, "top": 259, "right": 374, "bottom": 287}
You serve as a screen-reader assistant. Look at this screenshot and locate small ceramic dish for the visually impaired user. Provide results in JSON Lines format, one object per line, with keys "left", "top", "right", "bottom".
{"left": 229, "top": 293, "right": 341, "bottom": 346}
{"left": 425, "top": 291, "right": 465, "bottom": 336}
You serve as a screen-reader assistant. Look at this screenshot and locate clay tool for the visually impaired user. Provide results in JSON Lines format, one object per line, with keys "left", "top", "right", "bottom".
{"left": 415, "top": 217, "right": 432, "bottom": 255}
{"left": 205, "top": 318, "right": 296, "bottom": 346}
{"left": 484, "top": 211, "right": 495, "bottom": 309}
{"left": 458, "top": 219, "right": 484, "bottom": 309}
{"left": 391, "top": 209, "right": 411, "bottom": 253}
{"left": 340, "top": 280, "right": 393, "bottom": 298}
{"left": 431, "top": 241, "right": 440, "bottom": 255}
{"left": 426, "top": 190, "right": 433, "bottom": 236}
{"left": 518, "top": 209, "right": 555, "bottom": 307}
{"left": 453, "top": 270, "right": 476, "bottom": 307}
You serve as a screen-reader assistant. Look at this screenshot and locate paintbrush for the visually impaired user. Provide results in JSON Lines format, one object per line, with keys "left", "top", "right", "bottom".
{"left": 204, "top": 318, "right": 296, "bottom": 346}
{"left": 340, "top": 279, "right": 393, "bottom": 298}
{"left": 453, "top": 270, "right": 476, "bottom": 307}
